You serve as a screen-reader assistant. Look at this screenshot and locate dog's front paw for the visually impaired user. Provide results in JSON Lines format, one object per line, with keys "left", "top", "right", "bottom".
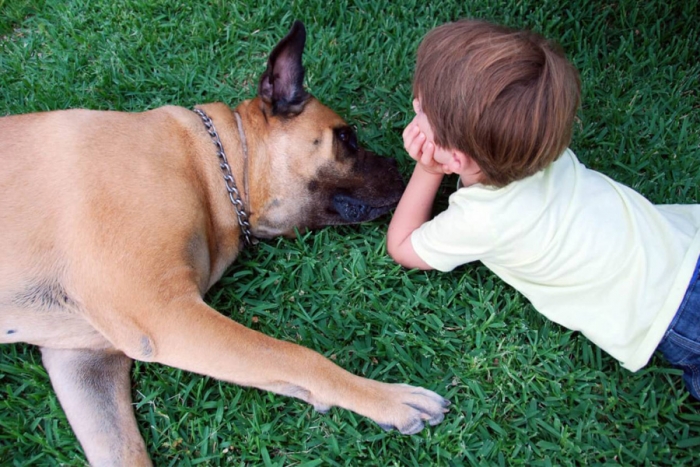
{"left": 371, "top": 383, "right": 450, "bottom": 435}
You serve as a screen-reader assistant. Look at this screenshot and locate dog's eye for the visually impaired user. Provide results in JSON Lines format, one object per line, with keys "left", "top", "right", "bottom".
{"left": 336, "top": 127, "right": 358, "bottom": 151}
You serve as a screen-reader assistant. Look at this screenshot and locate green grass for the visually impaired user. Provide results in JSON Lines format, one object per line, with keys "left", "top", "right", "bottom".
{"left": 1, "top": 0, "right": 700, "bottom": 465}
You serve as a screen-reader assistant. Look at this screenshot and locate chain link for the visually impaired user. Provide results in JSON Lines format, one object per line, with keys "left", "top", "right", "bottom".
{"left": 193, "top": 108, "right": 253, "bottom": 247}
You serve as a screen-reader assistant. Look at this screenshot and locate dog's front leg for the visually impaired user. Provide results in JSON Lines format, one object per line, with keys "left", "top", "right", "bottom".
{"left": 41, "top": 348, "right": 152, "bottom": 467}
{"left": 106, "top": 297, "right": 448, "bottom": 435}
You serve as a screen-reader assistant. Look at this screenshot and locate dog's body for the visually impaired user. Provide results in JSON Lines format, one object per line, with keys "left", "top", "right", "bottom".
{"left": 0, "top": 22, "right": 448, "bottom": 465}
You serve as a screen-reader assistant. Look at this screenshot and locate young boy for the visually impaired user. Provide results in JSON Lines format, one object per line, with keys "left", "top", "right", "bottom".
{"left": 387, "top": 19, "right": 700, "bottom": 399}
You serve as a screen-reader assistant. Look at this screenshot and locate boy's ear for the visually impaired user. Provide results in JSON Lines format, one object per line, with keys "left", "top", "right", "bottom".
{"left": 447, "top": 150, "right": 466, "bottom": 173}
{"left": 451, "top": 150, "right": 480, "bottom": 175}
{"left": 447, "top": 152, "right": 462, "bottom": 174}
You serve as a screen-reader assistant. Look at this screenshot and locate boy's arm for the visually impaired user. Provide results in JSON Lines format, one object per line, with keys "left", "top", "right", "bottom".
{"left": 387, "top": 121, "right": 443, "bottom": 270}
{"left": 387, "top": 164, "right": 442, "bottom": 270}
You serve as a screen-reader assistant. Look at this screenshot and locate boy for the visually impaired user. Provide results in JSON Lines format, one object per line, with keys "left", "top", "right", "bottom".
{"left": 387, "top": 19, "right": 700, "bottom": 399}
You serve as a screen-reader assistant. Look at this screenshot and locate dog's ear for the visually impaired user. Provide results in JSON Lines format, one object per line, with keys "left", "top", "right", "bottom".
{"left": 258, "top": 20, "right": 310, "bottom": 116}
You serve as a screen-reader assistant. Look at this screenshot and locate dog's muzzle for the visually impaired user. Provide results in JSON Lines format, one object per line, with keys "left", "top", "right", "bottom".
{"left": 332, "top": 194, "right": 396, "bottom": 223}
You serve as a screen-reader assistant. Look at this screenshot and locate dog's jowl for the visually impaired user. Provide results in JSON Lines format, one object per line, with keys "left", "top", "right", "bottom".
{"left": 0, "top": 21, "right": 449, "bottom": 465}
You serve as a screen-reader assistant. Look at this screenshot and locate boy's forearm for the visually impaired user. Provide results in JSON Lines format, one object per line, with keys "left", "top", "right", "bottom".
{"left": 387, "top": 164, "right": 443, "bottom": 255}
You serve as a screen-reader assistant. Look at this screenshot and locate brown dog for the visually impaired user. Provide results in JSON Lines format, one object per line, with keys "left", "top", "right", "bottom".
{"left": 0, "top": 21, "right": 448, "bottom": 465}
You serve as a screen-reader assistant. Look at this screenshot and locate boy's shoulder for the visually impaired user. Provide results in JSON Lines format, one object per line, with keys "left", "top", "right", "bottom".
{"left": 454, "top": 149, "right": 577, "bottom": 200}
{"left": 444, "top": 149, "right": 589, "bottom": 229}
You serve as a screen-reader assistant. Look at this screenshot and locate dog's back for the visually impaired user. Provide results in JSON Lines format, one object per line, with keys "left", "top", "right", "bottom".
{"left": 0, "top": 107, "right": 206, "bottom": 348}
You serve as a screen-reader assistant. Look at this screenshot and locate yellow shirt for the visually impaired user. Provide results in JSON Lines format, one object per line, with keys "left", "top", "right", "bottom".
{"left": 412, "top": 149, "right": 700, "bottom": 371}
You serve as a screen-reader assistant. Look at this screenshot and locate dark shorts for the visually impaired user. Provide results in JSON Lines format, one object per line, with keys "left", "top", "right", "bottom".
{"left": 657, "top": 256, "right": 700, "bottom": 400}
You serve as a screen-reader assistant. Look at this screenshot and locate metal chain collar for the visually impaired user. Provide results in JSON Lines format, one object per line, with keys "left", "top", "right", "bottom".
{"left": 193, "top": 107, "right": 254, "bottom": 247}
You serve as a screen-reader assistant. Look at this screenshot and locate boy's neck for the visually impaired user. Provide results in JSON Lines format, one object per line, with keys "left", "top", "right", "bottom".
{"left": 458, "top": 170, "right": 483, "bottom": 188}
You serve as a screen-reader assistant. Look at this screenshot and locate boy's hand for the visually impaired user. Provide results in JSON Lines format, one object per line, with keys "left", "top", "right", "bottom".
{"left": 402, "top": 122, "right": 444, "bottom": 175}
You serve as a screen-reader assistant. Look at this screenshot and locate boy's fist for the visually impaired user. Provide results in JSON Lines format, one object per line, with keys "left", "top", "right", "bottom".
{"left": 403, "top": 121, "right": 444, "bottom": 175}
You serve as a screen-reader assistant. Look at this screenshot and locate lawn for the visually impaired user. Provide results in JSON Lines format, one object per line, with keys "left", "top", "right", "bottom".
{"left": 1, "top": 0, "right": 700, "bottom": 465}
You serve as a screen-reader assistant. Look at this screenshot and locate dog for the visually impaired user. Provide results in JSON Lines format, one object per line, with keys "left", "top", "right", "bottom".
{"left": 0, "top": 21, "right": 449, "bottom": 465}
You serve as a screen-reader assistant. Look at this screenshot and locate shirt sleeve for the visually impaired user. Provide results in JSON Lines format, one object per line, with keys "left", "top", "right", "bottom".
{"left": 410, "top": 194, "right": 497, "bottom": 272}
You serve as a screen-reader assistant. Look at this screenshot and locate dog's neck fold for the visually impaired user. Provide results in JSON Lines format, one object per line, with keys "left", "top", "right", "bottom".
{"left": 233, "top": 110, "right": 251, "bottom": 219}
{"left": 194, "top": 102, "right": 256, "bottom": 249}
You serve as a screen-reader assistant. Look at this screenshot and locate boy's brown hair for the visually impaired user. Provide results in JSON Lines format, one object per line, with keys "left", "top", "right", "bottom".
{"left": 413, "top": 19, "right": 581, "bottom": 187}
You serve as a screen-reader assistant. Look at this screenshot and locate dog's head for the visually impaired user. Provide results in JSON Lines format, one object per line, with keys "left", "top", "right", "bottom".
{"left": 240, "top": 21, "right": 405, "bottom": 238}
